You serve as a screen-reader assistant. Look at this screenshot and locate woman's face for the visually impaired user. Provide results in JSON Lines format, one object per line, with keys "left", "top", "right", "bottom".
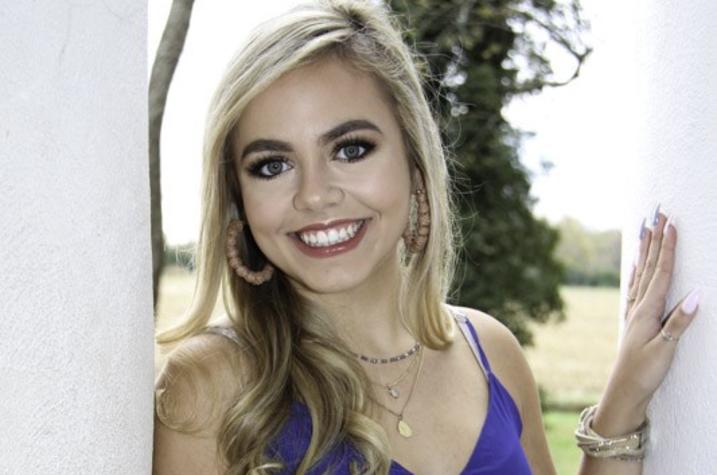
{"left": 232, "top": 58, "right": 414, "bottom": 295}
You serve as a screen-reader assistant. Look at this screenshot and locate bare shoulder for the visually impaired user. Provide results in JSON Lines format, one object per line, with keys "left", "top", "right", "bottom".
{"left": 155, "top": 329, "right": 246, "bottom": 434}
{"left": 447, "top": 305, "right": 531, "bottom": 413}
{"left": 153, "top": 329, "right": 246, "bottom": 474}
{"left": 448, "top": 304, "right": 556, "bottom": 473}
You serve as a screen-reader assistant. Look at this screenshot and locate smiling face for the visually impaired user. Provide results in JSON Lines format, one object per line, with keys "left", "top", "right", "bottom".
{"left": 232, "top": 58, "right": 414, "bottom": 295}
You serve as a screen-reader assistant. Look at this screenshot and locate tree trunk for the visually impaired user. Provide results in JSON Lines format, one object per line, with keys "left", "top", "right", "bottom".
{"left": 148, "top": 0, "right": 195, "bottom": 310}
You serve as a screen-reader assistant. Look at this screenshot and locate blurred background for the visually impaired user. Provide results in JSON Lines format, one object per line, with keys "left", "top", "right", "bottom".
{"left": 150, "top": 1, "right": 638, "bottom": 473}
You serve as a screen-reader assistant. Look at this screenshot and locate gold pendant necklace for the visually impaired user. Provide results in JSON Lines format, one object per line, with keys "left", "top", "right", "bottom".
{"left": 368, "top": 346, "right": 425, "bottom": 438}
{"left": 398, "top": 417, "right": 413, "bottom": 437}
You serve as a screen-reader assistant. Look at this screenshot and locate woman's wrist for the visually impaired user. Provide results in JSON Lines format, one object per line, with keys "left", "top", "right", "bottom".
{"left": 592, "top": 394, "right": 648, "bottom": 437}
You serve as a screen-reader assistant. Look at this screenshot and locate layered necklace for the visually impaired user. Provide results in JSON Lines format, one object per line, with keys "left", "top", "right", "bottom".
{"left": 354, "top": 342, "right": 425, "bottom": 438}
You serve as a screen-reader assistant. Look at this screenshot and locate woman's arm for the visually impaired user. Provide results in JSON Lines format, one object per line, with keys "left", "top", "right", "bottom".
{"left": 153, "top": 332, "right": 245, "bottom": 474}
{"left": 576, "top": 210, "right": 700, "bottom": 474}
{"left": 465, "top": 209, "right": 700, "bottom": 474}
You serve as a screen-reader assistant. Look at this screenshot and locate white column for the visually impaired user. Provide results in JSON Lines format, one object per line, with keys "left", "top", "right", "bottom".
{"left": 620, "top": 0, "right": 717, "bottom": 471}
{"left": 0, "top": 2, "right": 151, "bottom": 473}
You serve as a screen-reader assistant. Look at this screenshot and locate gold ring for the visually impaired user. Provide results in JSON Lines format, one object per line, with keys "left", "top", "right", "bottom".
{"left": 660, "top": 328, "right": 678, "bottom": 342}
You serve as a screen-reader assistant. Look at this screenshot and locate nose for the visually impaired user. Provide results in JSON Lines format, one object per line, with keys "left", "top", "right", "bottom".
{"left": 292, "top": 161, "right": 344, "bottom": 212}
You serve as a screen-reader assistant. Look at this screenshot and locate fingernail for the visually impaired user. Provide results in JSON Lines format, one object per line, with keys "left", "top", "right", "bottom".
{"left": 638, "top": 217, "right": 646, "bottom": 240}
{"left": 681, "top": 288, "right": 701, "bottom": 315}
{"left": 664, "top": 215, "right": 676, "bottom": 234}
{"left": 652, "top": 203, "right": 661, "bottom": 227}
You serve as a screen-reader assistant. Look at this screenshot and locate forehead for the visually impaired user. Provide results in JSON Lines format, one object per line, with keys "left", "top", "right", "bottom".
{"left": 235, "top": 59, "right": 398, "bottom": 145}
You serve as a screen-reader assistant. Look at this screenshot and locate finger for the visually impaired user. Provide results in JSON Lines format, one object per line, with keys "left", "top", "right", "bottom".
{"left": 643, "top": 216, "right": 677, "bottom": 315}
{"left": 626, "top": 218, "right": 649, "bottom": 318}
{"left": 637, "top": 209, "right": 667, "bottom": 302}
{"left": 649, "top": 288, "right": 701, "bottom": 350}
{"left": 625, "top": 264, "right": 636, "bottom": 321}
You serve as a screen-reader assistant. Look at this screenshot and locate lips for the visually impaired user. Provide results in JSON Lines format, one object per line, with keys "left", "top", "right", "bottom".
{"left": 290, "top": 218, "right": 370, "bottom": 258}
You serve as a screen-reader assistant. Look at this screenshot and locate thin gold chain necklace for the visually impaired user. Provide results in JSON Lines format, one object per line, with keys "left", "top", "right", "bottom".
{"left": 368, "top": 346, "right": 425, "bottom": 438}
{"left": 368, "top": 352, "right": 418, "bottom": 399}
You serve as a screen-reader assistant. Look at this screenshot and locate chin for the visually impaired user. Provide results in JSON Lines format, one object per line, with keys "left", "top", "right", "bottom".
{"left": 289, "top": 269, "right": 371, "bottom": 296}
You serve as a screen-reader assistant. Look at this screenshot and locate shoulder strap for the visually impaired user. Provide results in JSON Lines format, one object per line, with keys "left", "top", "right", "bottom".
{"left": 449, "top": 308, "right": 492, "bottom": 377}
{"left": 203, "top": 325, "right": 243, "bottom": 347}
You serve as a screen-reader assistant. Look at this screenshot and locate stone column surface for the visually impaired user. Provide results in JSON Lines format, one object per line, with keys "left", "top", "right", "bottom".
{"left": 619, "top": 0, "right": 717, "bottom": 472}
{"left": 0, "top": 1, "right": 152, "bottom": 473}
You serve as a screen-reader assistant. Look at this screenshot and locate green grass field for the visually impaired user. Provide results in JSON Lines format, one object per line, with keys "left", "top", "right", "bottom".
{"left": 155, "top": 267, "right": 619, "bottom": 474}
{"left": 544, "top": 409, "right": 583, "bottom": 474}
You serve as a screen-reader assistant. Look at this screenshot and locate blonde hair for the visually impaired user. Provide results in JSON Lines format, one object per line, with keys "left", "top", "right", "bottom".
{"left": 156, "top": 1, "right": 459, "bottom": 473}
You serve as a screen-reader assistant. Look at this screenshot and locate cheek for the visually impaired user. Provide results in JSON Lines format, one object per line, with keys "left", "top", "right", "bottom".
{"left": 361, "top": 155, "right": 412, "bottom": 217}
{"left": 238, "top": 180, "right": 288, "bottom": 234}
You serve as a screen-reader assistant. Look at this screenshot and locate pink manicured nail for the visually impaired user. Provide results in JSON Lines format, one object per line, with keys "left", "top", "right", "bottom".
{"left": 663, "top": 215, "right": 676, "bottom": 234}
{"left": 681, "top": 288, "right": 701, "bottom": 314}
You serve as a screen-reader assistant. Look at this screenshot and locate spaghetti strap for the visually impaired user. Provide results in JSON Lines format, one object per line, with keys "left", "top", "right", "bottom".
{"left": 450, "top": 308, "right": 492, "bottom": 377}
{"left": 204, "top": 325, "right": 242, "bottom": 347}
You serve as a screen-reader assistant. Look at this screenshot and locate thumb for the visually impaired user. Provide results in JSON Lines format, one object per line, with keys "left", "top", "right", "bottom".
{"left": 654, "top": 288, "right": 701, "bottom": 345}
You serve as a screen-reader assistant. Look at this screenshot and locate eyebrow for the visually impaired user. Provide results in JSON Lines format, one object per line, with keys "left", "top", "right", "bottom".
{"left": 240, "top": 119, "right": 382, "bottom": 159}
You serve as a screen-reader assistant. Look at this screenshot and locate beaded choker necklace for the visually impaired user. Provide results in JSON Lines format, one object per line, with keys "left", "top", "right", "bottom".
{"left": 350, "top": 341, "right": 421, "bottom": 364}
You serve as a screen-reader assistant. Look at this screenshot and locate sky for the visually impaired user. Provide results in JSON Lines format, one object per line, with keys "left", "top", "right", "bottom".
{"left": 149, "top": 1, "right": 636, "bottom": 246}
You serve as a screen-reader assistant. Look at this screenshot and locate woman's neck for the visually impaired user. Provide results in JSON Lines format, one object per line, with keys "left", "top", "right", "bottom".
{"left": 298, "top": 256, "right": 417, "bottom": 357}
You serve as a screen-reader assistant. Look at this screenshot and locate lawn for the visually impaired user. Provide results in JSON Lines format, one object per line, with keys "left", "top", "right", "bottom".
{"left": 155, "top": 269, "right": 620, "bottom": 474}
{"left": 544, "top": 409, "right": 583, "bottom": 474}
{"left": 524, "top": 286, "right": 619, "bottom": 408}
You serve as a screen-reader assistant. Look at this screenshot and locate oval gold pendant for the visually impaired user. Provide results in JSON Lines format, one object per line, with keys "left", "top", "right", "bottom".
{"left": 397, "top": 419, "right": 413, "bottom": 438}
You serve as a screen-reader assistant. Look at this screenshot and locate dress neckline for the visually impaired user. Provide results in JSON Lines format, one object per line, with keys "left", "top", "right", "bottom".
{"left": 389, "top": 372, "right": 495, "bottom": 474}
{"left": 389, "top": 310, "right": 494, "bottom": 474}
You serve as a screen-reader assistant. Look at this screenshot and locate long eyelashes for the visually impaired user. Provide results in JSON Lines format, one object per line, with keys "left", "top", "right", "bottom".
{"left": 332, "top": 137, "right": 376, "bottom": 162}
{"left": 245, "top": 136, "right": 377, "bottom": 180}
{"left": 246, "top": 157, "right": 291, "bottom": 180}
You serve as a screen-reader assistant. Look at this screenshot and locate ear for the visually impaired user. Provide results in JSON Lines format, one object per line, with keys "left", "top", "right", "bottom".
{"left": 410, "top": 166, "right": 425, "bottom": 193}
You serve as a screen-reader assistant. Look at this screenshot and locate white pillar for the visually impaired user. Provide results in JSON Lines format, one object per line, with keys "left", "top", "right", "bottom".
{"left": 620, "top": 0, "right": 717, "bottom": 471}
{"left": 0, "top": 2, "right": 151, "bottom": 473}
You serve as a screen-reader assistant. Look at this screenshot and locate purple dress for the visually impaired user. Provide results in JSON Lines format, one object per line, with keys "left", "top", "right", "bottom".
{"left": 205, "top": 310, "right": 532, "bottom": 474}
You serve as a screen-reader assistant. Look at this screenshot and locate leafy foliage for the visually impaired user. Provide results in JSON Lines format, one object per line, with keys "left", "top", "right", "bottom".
{"left": 554, "top": 218, "right": 621, "bottom": 287}
{"left": 388, "top": 0, "right": 591, "bottom": 345}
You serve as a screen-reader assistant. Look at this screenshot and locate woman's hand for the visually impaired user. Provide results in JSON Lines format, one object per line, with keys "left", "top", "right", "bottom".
{"left": 593, "top": 205, "right": 701, "bottom": 436}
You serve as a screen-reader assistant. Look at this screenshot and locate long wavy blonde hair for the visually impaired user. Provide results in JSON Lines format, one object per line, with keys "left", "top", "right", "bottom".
{"left": 156, "top": 1, "right": 459, "bottom": 473}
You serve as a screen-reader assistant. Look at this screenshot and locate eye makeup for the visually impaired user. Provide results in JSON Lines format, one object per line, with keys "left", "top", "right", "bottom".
{"left": 332, "top": 135, "right": 376, "bottom": 162}
{"left": 245, "top": 157, "right": 292, "bottom": 180}
{"left": 243, "top": 134, "right": 378, "bottom": 180}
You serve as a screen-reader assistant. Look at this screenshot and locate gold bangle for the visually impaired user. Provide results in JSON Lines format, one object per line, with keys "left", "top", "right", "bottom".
{"left": 574, "top": 405, "right": 648, "bottom": 461}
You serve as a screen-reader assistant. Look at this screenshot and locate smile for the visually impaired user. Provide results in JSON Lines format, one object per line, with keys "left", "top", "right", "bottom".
{"left": 297, "top": 220, "right": 364, "bottom": 247}
{"left": 291, "top": 219, "right": 369, "bottom": 258}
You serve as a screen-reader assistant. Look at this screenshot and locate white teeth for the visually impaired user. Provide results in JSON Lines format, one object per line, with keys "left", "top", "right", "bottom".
{"left": 298, "top": 220, "right": 364, "bottom": 248}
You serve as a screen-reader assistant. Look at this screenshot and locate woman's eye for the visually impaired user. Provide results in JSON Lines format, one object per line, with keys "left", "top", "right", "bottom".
{"left": 335, "top": 140, "right": 374, "bottom": 162}
{"left": 248, "top": 158, "right": 292, "bottom": 179}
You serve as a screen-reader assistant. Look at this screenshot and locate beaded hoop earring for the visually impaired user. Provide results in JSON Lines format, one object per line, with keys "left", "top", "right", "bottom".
{"left": 402, "top": 185, "right": 430, "bottom": 254}
{"left": 226, "top": 219, "right": 274, "bottom": 285}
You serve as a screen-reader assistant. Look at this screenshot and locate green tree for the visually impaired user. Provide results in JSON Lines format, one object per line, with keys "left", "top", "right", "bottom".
{"left": 388, "top": 0, "right": 591, "bottom": 345}
{"left": 554, "top": 217, "right": 621, "bottom": 287}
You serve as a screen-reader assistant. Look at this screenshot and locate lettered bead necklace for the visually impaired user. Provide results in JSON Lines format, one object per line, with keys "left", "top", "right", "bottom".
{"left": 350, "top": 341, "right": 421, "bottom": 364}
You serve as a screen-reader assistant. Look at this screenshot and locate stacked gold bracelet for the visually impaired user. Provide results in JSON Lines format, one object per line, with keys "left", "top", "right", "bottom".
{"left": 574, "top": 405, "right": 648, "bottom": 462}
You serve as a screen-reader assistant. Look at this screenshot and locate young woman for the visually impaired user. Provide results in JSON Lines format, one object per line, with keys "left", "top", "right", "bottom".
{"left": 153, "top": 1, "right": 701, "bottom": 473}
